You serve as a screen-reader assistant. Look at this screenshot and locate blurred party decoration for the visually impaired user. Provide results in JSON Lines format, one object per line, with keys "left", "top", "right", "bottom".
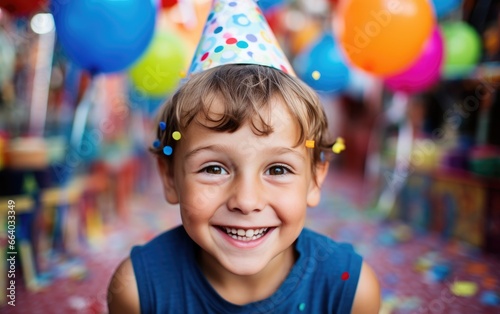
{"left": 294, "top": 32, "right": 350, "bottom": 93}
{"left": 385, "top": 27, "right": 444, "bottom": 94}
{"left": 431, "top": 0, "right": 461, "bottom": 19}
{"left": 29, "top": 12, "right": 57, "bottom": 136}
{"left": 263, "top": 5, "right": 284, "bottom": 35}
{"left": 129, "top": 31, "right": 187, "bottom": 97}
{"left": 441, "top": 21, "right": 482, "bottom": 78}
{"left": 335, "top": 0, "right": 434, "bottom": 76}
{"left": 0, "top": 0, "right": 47, "bottom": 17}
{"left": 0, "top": 28, "right": 15, "bottom": 86}
{"left": 257, "top": 0, "right": 285, "bottom": 13}
{"left": 158, "top": 0, "right": 211, "bottom": 56}
{"left": 50, "top": 0, "right": 157, "bottom": 75}
{"left": 289, "top": 16, "right": 322, "bottom": 55}
{"left": 161, "top": 0, "right": 178, "bottom": 9}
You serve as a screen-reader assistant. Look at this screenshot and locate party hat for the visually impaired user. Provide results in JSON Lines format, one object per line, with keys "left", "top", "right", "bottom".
{"left": 187, "top": 0, "right": 295, "bottom": 76}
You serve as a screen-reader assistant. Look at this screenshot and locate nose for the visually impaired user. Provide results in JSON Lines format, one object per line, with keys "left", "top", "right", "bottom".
{"left": 227, "top": 173, "right": 265, "bottom": 214}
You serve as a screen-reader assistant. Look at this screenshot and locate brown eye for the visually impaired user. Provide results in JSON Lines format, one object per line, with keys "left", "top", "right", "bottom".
{"left": 203, "top": 166, "right": 227, "bottom": 175}
{"left": 267, "top": 165, "right": 290, "bottom": 176}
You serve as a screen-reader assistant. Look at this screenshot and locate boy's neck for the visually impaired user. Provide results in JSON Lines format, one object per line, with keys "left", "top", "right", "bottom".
{"left": 198, "top": 245, "right": 298, "bottom": 305}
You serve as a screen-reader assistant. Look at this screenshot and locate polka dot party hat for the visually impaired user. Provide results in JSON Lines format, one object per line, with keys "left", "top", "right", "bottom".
{"left": 187, "top": 0, "right": 295, "bottom": 76}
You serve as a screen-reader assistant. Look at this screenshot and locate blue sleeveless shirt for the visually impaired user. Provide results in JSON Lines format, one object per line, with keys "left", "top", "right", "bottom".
{"left": 131, "top": 226, "right": 362, "bottom": 314}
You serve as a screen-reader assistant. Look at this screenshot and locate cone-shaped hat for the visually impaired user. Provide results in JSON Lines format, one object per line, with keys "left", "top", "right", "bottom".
{"left": 187, "top": 0, "right": 295, "bottom": 76}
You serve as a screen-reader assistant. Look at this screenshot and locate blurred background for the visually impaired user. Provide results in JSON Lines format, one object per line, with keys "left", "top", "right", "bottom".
{"left": 0, "top": 0, "right": 499, "bottom": 313}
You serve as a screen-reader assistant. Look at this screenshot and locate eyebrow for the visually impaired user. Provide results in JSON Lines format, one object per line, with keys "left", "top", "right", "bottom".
{"left": 184, "top": 144, "right": 306, "bottom": 161}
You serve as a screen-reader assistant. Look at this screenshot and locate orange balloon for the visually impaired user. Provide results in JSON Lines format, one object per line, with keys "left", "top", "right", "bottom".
{"left": 335, "top": 0, "right": 434, "bottom": 76}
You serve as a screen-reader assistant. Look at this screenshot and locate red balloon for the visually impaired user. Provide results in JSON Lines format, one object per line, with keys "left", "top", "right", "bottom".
{"left": 161, "top": 0, "right": 178, "bottom": 9}
{"left": 264, "top": 7, "right": 283, "bottom": 35}
{"left": 0, "top": 0, "right": 47, "bottom": 17}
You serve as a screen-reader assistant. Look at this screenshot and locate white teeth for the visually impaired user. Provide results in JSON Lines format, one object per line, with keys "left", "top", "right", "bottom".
{"left": 221, "top": 227, "right": 269, "bottom": 241}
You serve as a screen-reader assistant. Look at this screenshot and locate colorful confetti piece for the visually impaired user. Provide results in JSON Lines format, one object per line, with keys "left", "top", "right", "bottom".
{"left": 450, "top": 281, "right": 478, "bottom": 297}
{"left": 159, "top": 121, "right": 166, "bottom": 131}
{"left": 480, "top": 291, "right": 500, "bottom": 306}
{"left": 298, "top": 303, "right": 306, "bottom": 311}
{"left": 172, "top": 131, "right": 182, "bottom": 141}
{"left": 163, "top": 146, "right": 173, "bottom": 156}
{"left": 332, "top": 137, "right": 345, "bottom": 154}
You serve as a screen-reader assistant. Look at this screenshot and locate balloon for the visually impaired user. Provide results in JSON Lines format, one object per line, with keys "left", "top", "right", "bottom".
{"left": 161, "top": 0, "right": 178, "bottom": 9}
{"left": 432, "top": 0, "right": 461, "bottom": 18}
{"left": 385, "top": 27, "right": 444, "bottom": 94}
{"left": 335, "top": 0, "right": 434, "bottom": 76}
{"left": 0, "top": 0, "right": 47, "bottom": 17}
{"left": 51, "top": 0, "right": 156, "bottom": 75}
{"left": 0, "top": 29, "right": 15, "bottom": 86}
{"left": 129, "top": 31, "right": 187, "bottom": 97}
{"left": 264, "top": 7, "right": 283, "bottom": 35}
{"left": 293, "top": 32, "right": 350, "bottom": 94}
{"left": 441, "top": 21, "right": 482, "bottom": 78}
{"left": 257, "top": 0, "right": 285, "bottom": 13}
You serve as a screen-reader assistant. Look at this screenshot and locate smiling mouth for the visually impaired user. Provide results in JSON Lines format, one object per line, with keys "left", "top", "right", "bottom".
{"left": 217, "top": 226, "right": 271, "bottom": 241}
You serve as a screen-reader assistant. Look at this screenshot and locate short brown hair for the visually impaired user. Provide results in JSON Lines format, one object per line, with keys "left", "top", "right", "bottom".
{"left": 151, "top": 64, "right": 333, "bottom": 178}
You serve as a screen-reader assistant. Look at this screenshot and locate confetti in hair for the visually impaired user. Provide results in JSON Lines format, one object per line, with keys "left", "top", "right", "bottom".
{"left": 153, "top": 139, "right": 161, "bottom": 149}
{"left": 154, "top": 120, "right": 182, "bottom": 157}
{"left": 172, "top": 131, "right": 182, "bottom": 141}
{"left": 159, "top": 121, "right": 167, "bottom": 131}
{"left": 332, "top": 137, "right": 345, "bottom": 154}
{"left": 163, "top": 146, "right": 173, "bottom": 156}
{"left": 305, "top": 140, "right": 315, "bottom": 148}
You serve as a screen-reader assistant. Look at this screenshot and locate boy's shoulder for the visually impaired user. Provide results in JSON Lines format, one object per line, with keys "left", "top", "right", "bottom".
{"left": 130, "top": 225, "right": 194, "bottom": 270}
{"left": 295, "top": 227, "right": 363, "bottom": 284}
{"left": 137, "top": 225, "right": 190, "bottom": 250}
{"left": 298, "top": 227, "right": 360, "bottom": 260}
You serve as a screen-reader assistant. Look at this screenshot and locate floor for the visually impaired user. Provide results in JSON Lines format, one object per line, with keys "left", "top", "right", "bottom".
{"left": 2, "top": 169, "right": 500, "bottom": 313}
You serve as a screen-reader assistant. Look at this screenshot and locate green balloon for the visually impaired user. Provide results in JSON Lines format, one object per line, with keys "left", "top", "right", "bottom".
{"left": 0, "top": 29, "right": 15, "bottom": 86}
{"left": 441, "top": 21, "right": 482, "bottom": 78}
{"left": 129, "top": 31, "right": 187, "bottom": 97}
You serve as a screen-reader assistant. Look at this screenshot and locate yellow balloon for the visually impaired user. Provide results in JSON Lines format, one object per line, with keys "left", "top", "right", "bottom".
{"left": 129, "top": 31, "right": 187, "bottom": 97}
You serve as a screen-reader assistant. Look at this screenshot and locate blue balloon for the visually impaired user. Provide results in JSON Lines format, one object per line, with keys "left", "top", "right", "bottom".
{"left": 432, "top": 0, "right": 461, "bottom": 18}
{"left": 257, "top": 0, "right": 284, "bottom": 13}
{"left": 293, "top": 32, "right": 350, "bottom": 94}
{"left": 51, "top": 0, "right": 156, "bottom": 74}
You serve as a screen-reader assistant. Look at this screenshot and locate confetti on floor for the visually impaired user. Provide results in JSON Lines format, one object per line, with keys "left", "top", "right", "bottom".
{"left": 2, "top": 171, "right": 500, "bottom": 313}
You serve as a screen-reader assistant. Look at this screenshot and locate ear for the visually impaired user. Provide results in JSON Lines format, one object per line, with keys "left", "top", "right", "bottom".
{"left": 157, "top": 157, "right": 179, "bottom": 204}
{"left": 306, "top": 161, "right": 329, "bottom": 207}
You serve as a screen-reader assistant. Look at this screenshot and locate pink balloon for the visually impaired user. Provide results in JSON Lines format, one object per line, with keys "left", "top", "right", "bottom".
{"left": 385, "top": 27, "right": 444, "bottom": 94}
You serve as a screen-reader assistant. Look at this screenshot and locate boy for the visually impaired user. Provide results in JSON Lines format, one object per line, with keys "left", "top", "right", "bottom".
{"left": 108, "top": 1, "right": 380, "bottom": 313}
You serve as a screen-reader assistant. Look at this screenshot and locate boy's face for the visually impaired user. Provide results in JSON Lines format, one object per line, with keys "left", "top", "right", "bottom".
{"left": 159, "top": 97, "right": 328, "bottom": 276}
